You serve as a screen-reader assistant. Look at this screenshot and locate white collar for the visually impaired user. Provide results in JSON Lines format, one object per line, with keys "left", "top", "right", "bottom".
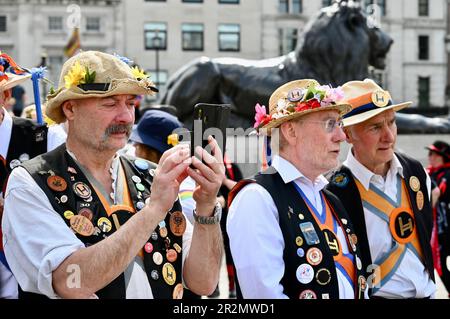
{"left": 343, "top": 148, "right": 404, "bottom": 190}
{"left": 0, "top": 108, "right": 13, "bottom": 158}
{"left": 271, "top": 154, "right": 329, "bottom": 190}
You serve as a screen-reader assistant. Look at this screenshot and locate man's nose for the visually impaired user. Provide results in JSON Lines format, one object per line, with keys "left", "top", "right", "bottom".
{"left": 115, "top": 101, "right": 134, "bottom": 123}
{"left": 333, "top": 126, "right": 346, "bottom": 143}
{"left": 381, "top": 124, "right": 395, "bottom": 143}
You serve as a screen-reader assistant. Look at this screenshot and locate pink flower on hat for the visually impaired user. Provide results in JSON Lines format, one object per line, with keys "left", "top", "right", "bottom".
{"left": 321, "top": 86, "right": 344, "bottom": 106}
{"left": 254, "top": 103, "right": 273, "bottom": 128}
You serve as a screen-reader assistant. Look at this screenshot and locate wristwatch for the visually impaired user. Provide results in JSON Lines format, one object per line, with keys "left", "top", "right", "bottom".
{"left": 193, "top": 202, "right": 222, "bottom": 225}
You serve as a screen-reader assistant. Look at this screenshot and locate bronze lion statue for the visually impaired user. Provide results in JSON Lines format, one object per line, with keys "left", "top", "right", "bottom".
{"left": 158, "top": 1, "right": 392, "bottom": 128}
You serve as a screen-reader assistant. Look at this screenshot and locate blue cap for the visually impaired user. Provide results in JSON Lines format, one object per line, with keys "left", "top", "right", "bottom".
{"left": 130, "top": 109, "right": 182, "bottom": 153}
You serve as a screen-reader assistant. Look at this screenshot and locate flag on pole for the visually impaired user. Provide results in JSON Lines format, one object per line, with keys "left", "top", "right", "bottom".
{"left": 64, "top": 28, "right": 81, "bottom": 58}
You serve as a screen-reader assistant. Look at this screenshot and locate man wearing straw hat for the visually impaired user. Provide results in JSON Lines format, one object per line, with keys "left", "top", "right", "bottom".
{"left": 227, "top": 79, "right": 367, "bottom": 299}
{"left": 3, "top": 51, "right": 224, "bottom": 299}
{"left": 0, "top": 52, "right": 66, "bottom": 299}
{"left": 327, "top": 79, "right": 435, "bottom": 299}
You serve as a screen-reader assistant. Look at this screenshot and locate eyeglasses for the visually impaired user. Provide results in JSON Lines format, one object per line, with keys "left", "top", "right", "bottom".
{"left": 297, "top": 118, "right": 344, "bottom": 133}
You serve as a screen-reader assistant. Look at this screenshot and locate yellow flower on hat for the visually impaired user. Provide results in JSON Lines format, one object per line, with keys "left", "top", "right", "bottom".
{"left": 64, "top": 61, "right": 86, "bottom": 89}
{"left": 131, "top": 66, "right": 149, "bottom": 80}
{"left": 167, "top": 133, "right": 179, "bottom": 147}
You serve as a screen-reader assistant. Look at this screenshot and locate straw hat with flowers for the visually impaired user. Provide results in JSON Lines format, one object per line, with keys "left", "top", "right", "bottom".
{"left": 254, "top": 79, "right": 352, "bottom": 134}
{"left": 45, "top": 51, "right": 158, "bottom": 124}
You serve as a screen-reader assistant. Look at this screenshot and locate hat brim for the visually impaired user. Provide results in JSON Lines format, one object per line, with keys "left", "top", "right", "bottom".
{"left": 425, "top": 145, "right": 450, "bottom": 158}
{"left": 342, "top": 102, "right": 412, "bottom": 127}
{"left": 46, "top": 79, "right": 156, "bottom": 124}
{"left": 0, "top": 73, "right": 31, "bottom": 91}
{"left": 260, "top": 103, "right": 352, "bottom": 135}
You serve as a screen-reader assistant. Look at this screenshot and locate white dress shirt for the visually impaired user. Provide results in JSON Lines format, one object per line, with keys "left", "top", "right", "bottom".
{"left": 227, "top": 154, "right": 355, "bottom": 299}
{"left": 0, "top": 108, "right": 67, "bottom": 299}
{"left": 343, "top": 150, "right": 436, "bottom": 298}
{"left": 2, "top": 152, "right": 193, "bottom": 298}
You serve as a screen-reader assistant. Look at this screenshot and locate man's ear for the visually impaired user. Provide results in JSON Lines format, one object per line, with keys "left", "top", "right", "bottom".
{"left": 280, "top": 121, "right": 297, "bottom": 145}
{"left": 344, "top": 127, "right": 353, "bottom": 144}
{"left": 61, "top": 100, "right": 76, "bottom": 121}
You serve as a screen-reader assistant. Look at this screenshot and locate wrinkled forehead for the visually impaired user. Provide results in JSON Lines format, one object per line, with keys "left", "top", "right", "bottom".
{"left": 363, "top": 109, "right": 396, "bottom": 126}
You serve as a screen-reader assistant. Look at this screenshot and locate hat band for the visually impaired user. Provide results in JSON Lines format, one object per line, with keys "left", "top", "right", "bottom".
{"left": 343, "top": 100, "right": 393, "bottom": 119}
{"left": 78, "top": 83, "right": 110, "bottom": 91}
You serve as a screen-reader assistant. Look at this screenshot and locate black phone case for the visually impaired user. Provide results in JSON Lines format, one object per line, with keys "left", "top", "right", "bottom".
{"left": 191, "top": 103, "right": 231, "bottom": 158}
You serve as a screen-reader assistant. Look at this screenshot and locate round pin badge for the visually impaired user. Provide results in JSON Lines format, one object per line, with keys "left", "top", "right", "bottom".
{"left": 295, "top": 236, "right": 304, "bottom": 247}
{"left": 296, "top": 263, "right": 314, "bottom": 284}
{"left": 151, "top": 270, "right": 159, "bottom": 281}
{"left": 389, "top": 207, "right": 415, "bottom": 244}
{"left": 287, "top": 89, "right": 304, "bottom": 102}
{"left": 409, "top": 176, "right": 421, "bottom": 192}
{"left": 9, "top": 159, "right": 21, "bottom": 169}
{"left": 19, "top": 153, "right": 30, "bottom": 162}
{"left": 79, "top": 208, "right": 94, "bottom": 221}
{"left": 306, "top": 247, "right": 323, "bottom": 266}
{"left": 299, "top": 289, "right": 317, "bottom": 299}
{"left": 153, "top": 252, "right": 163, "bottom": 265}
{"left": 166, "top": 249, "right": 178, "bottom": 263}
{"left": 162, "top": 263, "right": 176, "bottom": 286}
{"left": 73, "top": 182, "right": 92, "bottom": 199}
{"left": 60, "top": 195, "right": 68, "bottom": 203}
{"left": 341, "top": 218, "right": 348, "bottom": 225}
{"left": 70, "top": 215, "right": 94, "bottom": 236}
{"left": 348, "top": 234, "right": 357, "bottom": 252}
{"left": 356, "top": 256, "right": 362, "bottom": 270}
{"left": 149, "top": 169, "right": 156, "bottom": 177}
{"left": 298, "top": 213, "right": 305, "bottom": 220}
{"left": 136, "top": 183, "right": 145, "bottom": 192}
{"left": 297, "top": 248, "right": 305, "bottom": 258}
{"left": 159, "top": 220, "right": 166, "bottom": 228}
{"left": 316, "top": 268, "right": 331, "bottom": 286}
{"left": 64, "top": 210, "right": 74, "bottom": 220}
{"left": 132, "top": 175, "right": 142, "bottom": 184}
{"left": 371, "top": 90, "right": 390, "bottom": 107}
{"left": 332, "top": 173, "right": 349, "bottom": 188}
{"left": 134, "top": 159, "right": 149, "bottom": 171}
{"left": 170, "top": 211, "right": 187, "bottom": 237}
{"left": 144, "top": 242, "right": 154, "bottom": 254}
{"left": 47, "top": 175, "right": 67, "bottom": 192}
{"left": 151, "top": 231, "right": 158, "bottom": 241}
{"left": 136, "top": 201, "right": 145, "bottom": 210}
{"left": 416, "top": 191, "right": 424, "bottom": 210}
{"left": 172, "top": 283, "right": 184, "bottom": 299}
{"left": 160, "top": 226, "right": 168, "bottom": 238}
{"left": 97, "top": 217, "right": 112, "bottom": 233}
{"left": 351, "top": 234, "right": 358, "bottom": 245}
{"left": 173, "top": 243, "right": 182, "bottom": 254}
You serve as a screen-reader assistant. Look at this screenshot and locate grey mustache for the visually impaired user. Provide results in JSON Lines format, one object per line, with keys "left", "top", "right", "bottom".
{"left": 105, "top": 123, "right": 133, "bottom": 136}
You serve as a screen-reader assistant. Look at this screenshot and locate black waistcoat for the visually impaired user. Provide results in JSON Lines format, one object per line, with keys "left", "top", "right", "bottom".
{"left": 229, "top": 170, "right": 367, "bottom": 299}
{"left": 1, "top": 117, "right": 47, "bottom": 193}
{"left": 326, "top": 152, "right": 435, "bottom": 288}
{"left": 20, "top": 144, "right": 184, "bottom": 299}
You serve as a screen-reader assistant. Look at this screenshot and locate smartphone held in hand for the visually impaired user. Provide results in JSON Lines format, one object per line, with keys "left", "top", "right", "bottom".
{"left": 191, "top": 103, "right": 230, "bottom": 161}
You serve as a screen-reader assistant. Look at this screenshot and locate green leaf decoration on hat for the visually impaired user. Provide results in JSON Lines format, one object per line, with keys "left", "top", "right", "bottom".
{"left": 83, "top": 67, "right": 96, "bottom": 84}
